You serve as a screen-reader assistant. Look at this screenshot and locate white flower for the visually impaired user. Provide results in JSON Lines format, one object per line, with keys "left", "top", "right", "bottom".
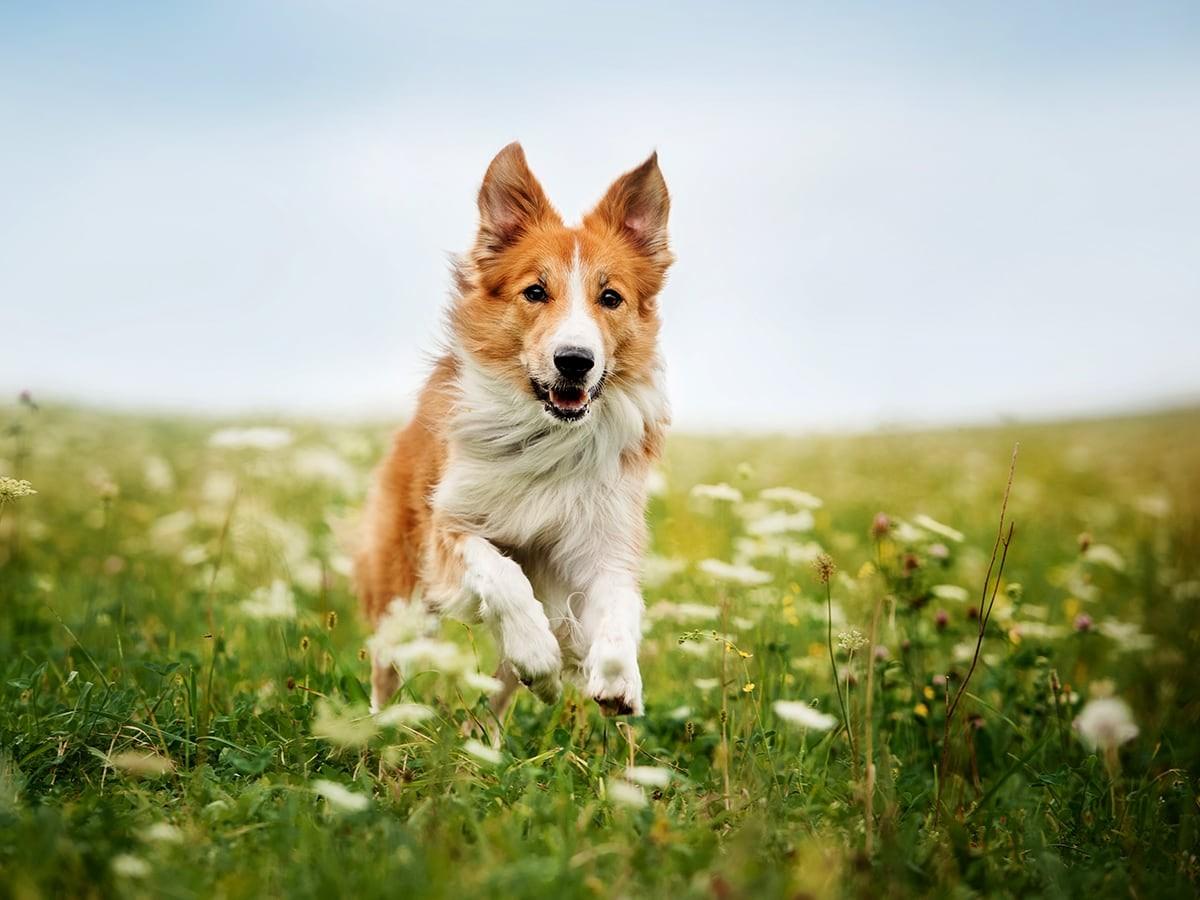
{"left": 312, "top": 699, "right": 379, "bottom": 748}
{"left": 148, "top": 510, "right": 195, "bottom": 553}
{"left": 462, "top": 739, "right": 503, "bottom": 766}
{"left": 759, "top": 487, "right": 823, "bottom": 509}
{"left": 1097, "top": 619, "right": 1154, "bottom": 652}
{"left": 1074, "top": 698, "right": 1139, "bottom": 751}
{"left": 108, "top": 751, "right": 174, "bottom": 777}
{"left": 293, "top": 446, "right": 361, "bottom": 493}
{"left": 624, "top": 766, "right": 672, "bottom": 787}
{"left": 698, "top": 559, "right": 772, "bottom": 586}
{"left": 667, "top": 705, "right": 692, "bottom": 720}
{"left": 642, "top": 555, "right": 686, "bottom": 588}
{"left": 645, "top": 469, "right": 668, "bottom": 497}
{"left": 385, "top": 638, "right": 473, "bottom": 676}
{"left": 773, "top": 700, "right": 837, "bottom": 731}
{"left": 374, "top": 703, "right": 435, "bottom": 727}
{"left": 142, "top": 456, "right": 175, "bottom": 493}
{"left": 912, "top": 514, "right": 964, "bottom": 543}
{"left": 836, "top": 629, "right": 868, "bottom": 653}
{"left": 240, "top": 580, "right": 297, "bottom": 621}
{"left": 744, "top": 510, "right": 815, "bottom": 536}
{"left": 1084, "top": 544, "right": 1126, "bottom": 572}
{"left": 931, "top": 584, "right": 970, "bottom": 603}
{"left": 693, "top": 677, "right": 720, "bottom": 691}
{"left": 312, "top": 779, "right": 369, "bottom": 812}
{"left": 209, "top": 426, "right": 294, "bottom": 450}
{"left": 111, "top": 854, "right": 151, "bottom": 878}
{"left": 690, "top": 483, "right": 743, "bottom": 504}
{"left": 606, "top": 778, "right": 647, "bottom": 808}
{"left": 139, "top": 822, "right": 184, "bottom": 844}
{"left": 462, "top": 671, "right": 506, "bottom": 694}
{"left": 0, "top": 476, "right": 37, "bottom": 502}
{"left": 648, "top": 601, "right": 720, "bottom": 623}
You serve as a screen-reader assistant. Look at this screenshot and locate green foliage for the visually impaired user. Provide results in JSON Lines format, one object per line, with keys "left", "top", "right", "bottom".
{"left": 1, "top": 404, "right": 1198, "bottom": 898}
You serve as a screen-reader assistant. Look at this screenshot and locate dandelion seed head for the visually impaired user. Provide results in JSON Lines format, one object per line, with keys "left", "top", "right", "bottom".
{"left": 1074, "top": 698, "right": 1139, "bottom": 751}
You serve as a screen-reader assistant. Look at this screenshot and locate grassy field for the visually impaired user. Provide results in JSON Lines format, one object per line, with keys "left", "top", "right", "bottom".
{"left": 1, "top": 401, "right": 1198, "bottom": 898}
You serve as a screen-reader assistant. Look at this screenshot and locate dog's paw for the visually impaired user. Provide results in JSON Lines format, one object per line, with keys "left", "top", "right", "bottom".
{"left": 585, "top": 634, "right": 643, "bottom": 717}
{"left": 501, "top": 613, "right": 562, "bottom": 705}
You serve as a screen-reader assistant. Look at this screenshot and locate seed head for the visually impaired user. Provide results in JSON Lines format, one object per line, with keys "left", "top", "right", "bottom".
{"left": 326, "top": 610, "right": 338, "bottom": 631}
{"left": 812, "top": 553, "right": 837, "bottom": 584}
{"left": 870, "top": 512, "right": 892, "bottom": 540}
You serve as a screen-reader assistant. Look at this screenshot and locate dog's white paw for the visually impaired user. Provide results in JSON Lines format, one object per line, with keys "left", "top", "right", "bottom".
{"left": 499, "top": 610, "right": 562, "bottom": 705}
{"left": 585, "top": 633, "right": 643, "bottom": 716}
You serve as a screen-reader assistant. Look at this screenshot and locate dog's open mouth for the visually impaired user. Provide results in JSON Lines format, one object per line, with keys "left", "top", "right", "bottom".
{"left": 531, "top": 377, "right": 604, "bottom": 422}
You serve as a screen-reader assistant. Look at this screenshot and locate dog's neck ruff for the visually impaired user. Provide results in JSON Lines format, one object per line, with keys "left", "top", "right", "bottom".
{"left": 448, "top": 353, "right": 667, "bottom": 481}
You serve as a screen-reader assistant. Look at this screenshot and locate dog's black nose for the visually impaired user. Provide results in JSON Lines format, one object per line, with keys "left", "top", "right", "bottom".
{"left": 554, "top": 347, "right": 594, "bottom": 378}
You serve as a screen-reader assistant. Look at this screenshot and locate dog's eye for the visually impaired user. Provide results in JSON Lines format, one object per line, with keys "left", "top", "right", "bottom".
{"left": 599, "top": 288, "right": 624, "bottom": 309}
{"left": 523, "top": 284, "right": 547, "bottom": 303}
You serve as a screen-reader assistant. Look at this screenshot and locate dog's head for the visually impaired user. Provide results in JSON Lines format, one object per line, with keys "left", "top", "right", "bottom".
{"left": 451, "top": 143, "right": 672, "bottom": 423}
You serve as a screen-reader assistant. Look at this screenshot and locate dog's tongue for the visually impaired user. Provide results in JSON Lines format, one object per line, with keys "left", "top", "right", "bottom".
{"left": 550, "top": 386, "right": 588, "bottom": 410}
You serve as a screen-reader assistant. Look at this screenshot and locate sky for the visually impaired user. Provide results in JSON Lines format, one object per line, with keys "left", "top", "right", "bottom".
{"left": 2, "top": 1, "right": 1198, "bottom": 431}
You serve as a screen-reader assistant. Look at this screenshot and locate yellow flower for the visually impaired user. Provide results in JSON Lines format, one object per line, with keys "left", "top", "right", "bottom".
{"left": 737, "top": 649, "right": 753, "bottom": 659}
{"left": 742, "top": 682, "right": 755, "bottom": 693}
{"left": 923, "top": 685, "right": 935, "bottom": 700}
{"left": 914, "top": 703, "right": 930, "bottom": 719}
{"left": 857, "top": 561, "right": 876, "bottom": 579}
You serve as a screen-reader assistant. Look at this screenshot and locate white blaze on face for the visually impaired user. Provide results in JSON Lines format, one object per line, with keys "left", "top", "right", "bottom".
{"left": 550, "top": 242, "right": 605, "bottom": 387}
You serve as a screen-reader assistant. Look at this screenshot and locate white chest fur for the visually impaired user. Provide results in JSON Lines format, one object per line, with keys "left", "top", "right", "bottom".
{"left": 434, "top": 360, "right": 666, "bottom": 580}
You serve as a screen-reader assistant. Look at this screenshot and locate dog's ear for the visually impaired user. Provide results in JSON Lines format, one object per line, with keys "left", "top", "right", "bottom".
{"left": 476, "top": 143, "right": 559, "bottom": 251}
{"left": 586, "top": 152, "right": 672, "bottom": 269}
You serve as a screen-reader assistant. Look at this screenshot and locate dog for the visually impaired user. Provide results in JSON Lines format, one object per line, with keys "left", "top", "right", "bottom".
{"left": 355, "top": 143, "right": 672, "bottom": 721}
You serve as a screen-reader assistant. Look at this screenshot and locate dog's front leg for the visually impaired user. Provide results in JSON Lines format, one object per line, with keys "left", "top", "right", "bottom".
{"left": 430, "top": 528, "right": 562, "bottom": 704}
{"left": 581, "top": 571, "right": 644, "bottom": 716}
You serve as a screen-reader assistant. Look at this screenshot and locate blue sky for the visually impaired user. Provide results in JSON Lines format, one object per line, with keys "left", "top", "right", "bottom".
{"left": 2, "top": 2, "right": 1198, "bottom": 429}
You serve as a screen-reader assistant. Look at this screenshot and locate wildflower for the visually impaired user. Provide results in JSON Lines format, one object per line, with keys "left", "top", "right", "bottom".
{"left": 240, "top": 580, "right": 298, "bottom": 621}
{"left": 689, "top": 483, "right": 743, "bottom": 504}
{"left": 311, "top": 699, "right": 379, "bottom": 748}
{"left": 111, "top": 854, "right": 151, "bottom": 878}
{"left": 934, "top": 610, "right": 949, "bottom": 631}
{"left": 903, "top": 553, "right": 921, "bottom": 574}
{"left": 773, "top": 700, "right": 837, "bottom": 731}
{"left": 693, "top": 677, "right": 720, "bottom": 691}
{"left": 928, "top": 542, "right": 950, "bottom": 561}
{"left": 912, "top": 514, "right": 964, "bottom": 543}
{"left": 625, "top": 766, "right": 672, "bottom": 787}
{"left": 870, "top": 513, "right": 892, "bottom": 540}
{"left": 698, "top": 559, "right": 771, "bottom": 586}
{"left": 873, "top": 644, "right": 890, "bottom": 661}
{"left": 606, "top": 778, "right": 647, "bottom": 808}
{"left": 759, "top": 487, "right": 823, "bottom": 509}
{"left": 1074, "top": 698, "right": 1139, "bottom": 752}
{"left": 932, "top": 584, "right": 969, "bottom": 603}
{"left": 811, "top": 553, "right": 836, "bottom": 584}
{"left": 0, "top": 477, "right": 36, "bottom": 502}
{"left": 139, "top": 822, "right": 184, "bottom": 844}
{"left": 463, "top": 671, "right": 505, "bottom": 694}
{"left": 1074, "top": 613, "right": 1094, "bottom": 633}
{"left": 208, "top": 426, "right": 294, "bottom": 450}
{"left": 742, "top": 682, "right": 755, "bottom": 693}
{"left": 312, "top": 779, "right": 369, "bottom": 812}
{"left": 1097, "top": 619, "right": 1154, "bottom": 652}
{"left": 108, "top": 750, "right": 174, "bottom": 777}
{"left": 18, "top": 389, "right": 37, "bottom": 410}
{"left": 648, "top": 601, "right": 720, "bottom": 623}
{"left": 462, "top": 739, "right": 503, "bottom": 766}
{"left": 745, "top": 510, "right": 815, "bottom": 536}
{"left": 142, "top": 455, "right": 175, "bottom": 492}
{"left": 914, "top": 703, "right": 929, "bottom": 719}
{"left": 374, "top": 703, "right": 435, "bottom": 726}
{"left": 837, "top": 629, "right": 868, "bottom": 653}
{"left": 1083, "top": 544, "right": 1126, "bottom": 572}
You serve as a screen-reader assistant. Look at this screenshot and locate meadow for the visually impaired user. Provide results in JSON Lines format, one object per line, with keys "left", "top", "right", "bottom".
{"left": 1, "top": 400, "right": 1198, "bottom": 898}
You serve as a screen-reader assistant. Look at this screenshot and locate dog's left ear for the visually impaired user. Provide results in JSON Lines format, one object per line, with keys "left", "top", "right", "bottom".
{"left": 586, "top": 152, "right": 672, "bottom": 269}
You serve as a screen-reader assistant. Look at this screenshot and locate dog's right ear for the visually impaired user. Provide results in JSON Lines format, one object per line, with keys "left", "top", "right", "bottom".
{"left": 476, "top": 143, "right": 559, "bottom": 251}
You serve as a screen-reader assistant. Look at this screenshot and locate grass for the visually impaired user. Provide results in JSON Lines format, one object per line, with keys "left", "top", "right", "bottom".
{"left": 1, "top": 402, "right": 1198, "bottom": 898}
